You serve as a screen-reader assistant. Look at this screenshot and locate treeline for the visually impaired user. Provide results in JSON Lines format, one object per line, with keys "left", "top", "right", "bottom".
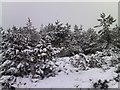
{"left": 40, "top": 13, "right": 119, "bottom": 56}
{"left": 0, "top": 13, "right": 120, "bottom": 81}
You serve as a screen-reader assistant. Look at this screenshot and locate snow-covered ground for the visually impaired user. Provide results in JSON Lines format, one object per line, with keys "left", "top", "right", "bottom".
{"left": 12, "top": 57, "right": 118, "bottom": 88}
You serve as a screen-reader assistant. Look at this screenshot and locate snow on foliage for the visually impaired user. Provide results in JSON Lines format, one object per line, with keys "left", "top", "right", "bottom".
{"left": 70, "top": 54, "right": 87, "bottom": 70}
{"left": 0, "top": 14, "right": 120, "bottom": 88}
{"left": 11, "top": 58, "right": 118, "bottom": 88}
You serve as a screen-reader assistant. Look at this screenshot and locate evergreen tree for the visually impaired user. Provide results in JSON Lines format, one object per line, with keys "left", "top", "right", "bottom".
{"left": 70, "top": 25, "right": 83, "bottom": 54}
{"left": 30, "top": 41, "right": 56, "bottom": 79}
{"left": 94, "top": 13, "right": 116, "bottom": 49}
{"left": 112, "top": 25, "right": 120, "bottom": 49}
{"left": 80, "top": 28, "right": 98, "bottom": 55}
{"left": 40, "top": 20, "right": 71, "bottom": 48}
{"left": 0, "top": 18, "right": 56, "bottom": 79}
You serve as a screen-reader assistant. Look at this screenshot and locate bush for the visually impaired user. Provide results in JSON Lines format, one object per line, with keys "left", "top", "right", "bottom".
{"left": 93, "top": 79, "right": 109, "bottom": 89}
{"left": 70, "top": 53, "right": 87, "bottom": 70}
{"left": 87, "top": 52, "right": 106, "bottom": 68}
{"left": 0, "top": 76, "right": 16, "bottom": 90}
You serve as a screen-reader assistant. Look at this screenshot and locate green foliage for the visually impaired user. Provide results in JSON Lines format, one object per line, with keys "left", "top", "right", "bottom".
{"left": 40, "top": 20, "right": 72, "bottom": 48}
{"left": 1, "top": 13, "right": 120, "bottom": 89}
{"left": 0, "top": 18, "right": 56, "bottom": 78}
{"left": 70, "top": 54, "right": 87, "bottom": 70}
{"left": 94, "top": 13, "right": 116, "bottom": 49}
{"left": 112, "top": 25, "right": 120, "bottom": 49}
{"left": 0, "top": 13, "right": 120, "bottom": 79}
{"left": 93, "top": 79, "right": 109, "bottom": 89}
{"left": 80, "top": 28, "right": 98, "bottom": 55}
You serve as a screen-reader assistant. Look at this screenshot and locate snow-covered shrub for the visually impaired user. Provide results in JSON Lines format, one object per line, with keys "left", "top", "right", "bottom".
{"left": 113, "top": 74, "right": 120, "bottom": 82}
{"left": 109, "top": 52, "right": 120, "bottom": 67}
{"left": 93, "top": 79, "right": 109, "bottom": 89}
{"left": 70, "top": 53, "right": 87, "bottom": 70}
{"left": 101, "top": 49, "right": 120, "bottom": 67}
{"left": 87, "top": 53, "right": 104, "bottom": 68}
{"left": 115, "top": 63, "right": 120, "bottom": 74}
{"left": 0, "top": 76, "right": 16, "bottom": 90}
{"left": 87, "top": 50, "right": 120, "bottom": 69}
{"left": 87, "top": 51, "right": 109, "bottom": 68}
{"left": 55, "top": 57, "right": 79, "bottom": 74}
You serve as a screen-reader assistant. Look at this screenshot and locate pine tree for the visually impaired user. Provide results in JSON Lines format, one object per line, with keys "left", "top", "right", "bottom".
{"left": 72, "top": 25, "right": 98, "bottom": 55}
{"left": 30, "top": 41, "right": 56, "bottom": 79}
{"left": 0, "top": 18, "right": 56, "bottom": 80}
{"left": 112, "top": 25, "right": 120, "bottom": 49}
{"left": 80, "top": 28, "right": 98, "bottom": 55}
{"left": 70, "top": 25, "right": 83, "bottom": 55}
{"left": 94, "top": 13, "right": 116, "bottom": 50}
{"left": 0, "top": 26, "right": 31, "bottom": 77}
{"left": 41, "top": 21, "right": 71, "bottom": 48}
{"left": 0, "top": 19, "right": 36, "bottom": 77}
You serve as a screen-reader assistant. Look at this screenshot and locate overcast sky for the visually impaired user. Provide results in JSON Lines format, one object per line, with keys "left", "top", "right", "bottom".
{"left": 2, "top": 2, "right": 118, "bottom": 30}
{"left": 0, "top": 2, "right": 2, "bottom": 26}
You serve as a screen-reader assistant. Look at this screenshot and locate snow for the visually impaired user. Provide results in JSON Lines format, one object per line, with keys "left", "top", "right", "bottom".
{"left": 12, "top": 67, "right": 118, "bottom": 88}
{"left": 36, "top": 44, "right": 41, "bottom": 48}
{"left": 1, "top": 60, "right": 11, "bottom": 67}
{"left": 0, "top": 76, "right": 12, "bottom": 83}
{"left": 52, "top": 47, "right": 63, "bottom": 55}
{"left": 7, "top": 67, "right": 17, "bottom": 73}
{"left": 43, "top": 48, "right": 47, "bottom": 52}
{"left": 17, "top": 63, "right": 24, "bottom": 69}
{"left": 23, "top": 49, "right": 33, "bottom": 52}
{"left": 74, "top": 54, "right": 80, "bottom": 59}
{"left": 41, "top": 53, "right": 47, "bottom": 56}
{"left": 0, "top": 53, "right": 2, "bottom": 60}
{"left": 11, "top": 57, "right": 118, "bottom": 88}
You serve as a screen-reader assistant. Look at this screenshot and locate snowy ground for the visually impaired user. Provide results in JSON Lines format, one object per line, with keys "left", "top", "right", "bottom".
{"left": 12, "top": 57, "right": 118, "bottom": 88}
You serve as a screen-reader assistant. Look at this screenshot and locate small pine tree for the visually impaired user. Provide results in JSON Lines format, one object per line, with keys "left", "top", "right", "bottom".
{"left": 30, "top": 41, "right": 56, "bottom": 79}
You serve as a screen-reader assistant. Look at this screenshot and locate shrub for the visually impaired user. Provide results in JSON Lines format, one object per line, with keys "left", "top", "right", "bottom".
{"left": 70, "top": 53, "right": 87, "bottom": 70}
{"left": 93, "top": 79, "right": 109, "bottom": 89}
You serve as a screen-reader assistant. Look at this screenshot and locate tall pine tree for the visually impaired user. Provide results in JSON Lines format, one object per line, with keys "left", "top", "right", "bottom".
{"left": 94, "top": 13, "right": 116, "bottom": 49}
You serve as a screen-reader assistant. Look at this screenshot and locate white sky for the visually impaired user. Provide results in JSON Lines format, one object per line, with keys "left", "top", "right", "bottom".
{"left": 0, "top": 2, "right": 2, "bottom": 27}
{"left": 1, "top": 0, "right": 120, "bottom": 2}
{"left": 1, "top": 2, "right": 118, "bottom": 30}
